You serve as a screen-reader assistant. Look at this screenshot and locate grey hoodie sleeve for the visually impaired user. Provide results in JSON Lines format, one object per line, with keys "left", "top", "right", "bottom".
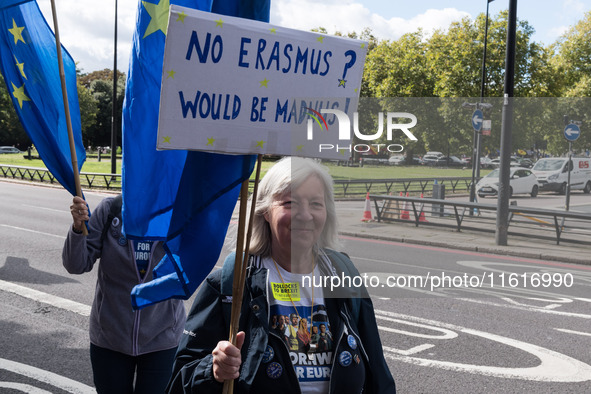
{"left": 62, "top": 197, "right": 112, "bottom": 274}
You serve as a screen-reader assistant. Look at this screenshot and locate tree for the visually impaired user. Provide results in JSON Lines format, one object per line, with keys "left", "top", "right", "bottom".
{"left": 82, "top": 70, "right": 125, "bottom": 148}
{"left": 544, "top": 12, "right": 591, "bottom": 154}
{"left": 552, "top": 11, "right": 591, "bottom": 97}
{"left": 0, "top": 74, "right": 29, "bottom": 149}
{"left": 77, "top": 80, "right": 98, "bottom": 148}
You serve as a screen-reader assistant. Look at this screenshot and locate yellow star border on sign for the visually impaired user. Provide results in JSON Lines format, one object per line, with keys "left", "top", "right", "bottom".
{"left": 8, "top": 19, "right": 25, "bottom": 45}
{"left": 260, "top": 78, "right": 269, "bottom": 88}
{"left": 11, "top": 82, "right": 30, "bottom": 109}
{"left": 142, "top": 0, "right": 170, "bottom": 39}
{"left": 255, "top": 140, "right": 265, "bottom": 148}
{"left": 176, "top": 11, "right": 187, "bottom": 23}
{"left": 216, "top": 19, "right": 223, "bottom": 27}
{"left": 206, "top": 137, "right": 215, "bottom": 146}
{"left": 166, "top": 70, "right": 176, "bottom": 79}
{"left": 162, "top": 136, "right": 171, "bottom": 143}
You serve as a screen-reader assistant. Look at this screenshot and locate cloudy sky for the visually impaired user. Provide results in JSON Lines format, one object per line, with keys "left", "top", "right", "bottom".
{"left": 36, "top": 0, "right": 589, "bottom": 74}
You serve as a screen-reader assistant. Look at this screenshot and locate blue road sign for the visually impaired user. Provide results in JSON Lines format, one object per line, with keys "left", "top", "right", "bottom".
{"left": 564, "top": 123, "right": 581, "bottom": 142}
{"left": 472, "top": 109, "right": 483, "bottom": 131}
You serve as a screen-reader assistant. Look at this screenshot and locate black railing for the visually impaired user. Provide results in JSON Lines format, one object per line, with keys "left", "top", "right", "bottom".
{"left": 333, "top": 177, "right": 473, "bottom": 198}
{"left": 1, "top": 165, "right": 474, "bottom": 197}
{"left": 0, "top": 165, "right": 121, "bottom": 190}
{"left": 370, "top": 194, "right": 591, "bottom": 245}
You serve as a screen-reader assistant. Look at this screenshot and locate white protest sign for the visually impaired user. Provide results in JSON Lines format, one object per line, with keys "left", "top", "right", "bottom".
{"left": 157, "top": 6, "right": 367, "bottom": 159}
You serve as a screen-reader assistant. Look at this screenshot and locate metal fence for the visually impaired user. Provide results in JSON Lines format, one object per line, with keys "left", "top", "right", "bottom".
{"left": 1, "top": 164, "right": 474, "bottom": 197}
{"left": 0, "top": 165, "right": 121, "bottom": 189}
{"left": 333, "top": 177, "right": 473, "bottom": 198}
{"left": 370, "top": 193, "right": 591, "bottom": 246}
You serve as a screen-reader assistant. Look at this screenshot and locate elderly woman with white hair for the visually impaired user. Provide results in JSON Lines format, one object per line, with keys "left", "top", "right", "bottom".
{"left": 167, "top": 157, "right": 396, "bottom": 393}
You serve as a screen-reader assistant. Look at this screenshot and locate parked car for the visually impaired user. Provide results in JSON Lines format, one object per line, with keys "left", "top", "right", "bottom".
{"left": 388, "top": 155, "right": 405, "bottom": 166}
{"left": 516, "top": 158, "right": 534, "bottom": 168}
{"left": 0, "top": 146, "right": 22, "bottom": 154}
{"left": 480, "top": 157, "right": 494, "bottom": 169}
{"left": 476, "top": 167, "right": 539, "bottom": 198}
{"left": 421, "top": 154, "right": 441, "bottom": 166}
{"left": 489, "top": 158, "right": 519, "bottom": 168}
{"left": 446, "top": 155, "right": 468, "bottom": 167}
{"left": 434, "top": 155, "right": 468, "bottom": 167}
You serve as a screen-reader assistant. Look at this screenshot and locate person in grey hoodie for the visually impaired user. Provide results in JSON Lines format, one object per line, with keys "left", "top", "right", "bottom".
{"left": 63, "top": 195, "right": 186, "bottom": 394}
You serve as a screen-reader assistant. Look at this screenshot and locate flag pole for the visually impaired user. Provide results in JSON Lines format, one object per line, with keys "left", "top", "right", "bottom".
{"left": 223, "top": 154, "right": 263, "bottom": 394}
{"left": 49, "top": 0, "right": 87, "bottom": 235}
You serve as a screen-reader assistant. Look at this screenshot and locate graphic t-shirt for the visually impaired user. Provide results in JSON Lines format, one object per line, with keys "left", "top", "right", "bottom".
{"left": 133, "top": 241, "right": 153, "bottom": 278}
{"left": 262, "top": 257, "right": 333, "bottom": 393}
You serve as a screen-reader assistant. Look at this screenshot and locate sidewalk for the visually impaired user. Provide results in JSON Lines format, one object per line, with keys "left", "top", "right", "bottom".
{"left": 336, "top": 201, "right": 591, "bottom": 266}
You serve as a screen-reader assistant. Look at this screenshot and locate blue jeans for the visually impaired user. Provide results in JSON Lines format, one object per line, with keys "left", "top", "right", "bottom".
{"left": 90, "top": 343, "right": 177, "bottom": 394}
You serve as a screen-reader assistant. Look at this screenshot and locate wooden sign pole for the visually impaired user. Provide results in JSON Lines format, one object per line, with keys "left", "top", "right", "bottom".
{"left": 223, "top": 154, "right": 262, "bottom": 394}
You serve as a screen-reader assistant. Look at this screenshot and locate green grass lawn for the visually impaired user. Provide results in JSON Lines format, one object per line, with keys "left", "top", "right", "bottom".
{"left": 0, "top": 154, "right": 121, "bottom": 173}
{"left": 1, "top": 154, "right": 489, "bottom": 181}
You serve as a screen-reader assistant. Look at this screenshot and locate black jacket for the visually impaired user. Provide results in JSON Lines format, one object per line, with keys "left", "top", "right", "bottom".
{"left": 167, "top": 252, "right": 396, "bottom": 393}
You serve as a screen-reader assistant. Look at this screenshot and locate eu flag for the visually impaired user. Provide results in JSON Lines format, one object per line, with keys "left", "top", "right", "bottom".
{"left": 0, "top": 0, "right": 85, "bottom": 196}
{"left": 123, "top": 0, "right": 270, "bottom": 309}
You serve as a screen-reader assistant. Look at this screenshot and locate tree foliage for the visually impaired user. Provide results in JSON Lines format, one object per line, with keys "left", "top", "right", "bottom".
{"left": 359, "top": 10, "right": 590, "bottom": 157}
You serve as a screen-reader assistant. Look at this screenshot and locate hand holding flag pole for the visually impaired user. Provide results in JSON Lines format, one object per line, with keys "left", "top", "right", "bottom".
{"left": 223, "top": 154, "right": 262, "bottom": 394}
{"left": 49, "top": 0, "right": 87, "bottom": 235}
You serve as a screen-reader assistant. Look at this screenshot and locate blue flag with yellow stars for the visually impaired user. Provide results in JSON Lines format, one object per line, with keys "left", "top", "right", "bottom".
{"left": 0, "top": 0, "right": 85, "bottom": 196}
{"left": 123, "top": 0, "right": 270, "bottom": 309}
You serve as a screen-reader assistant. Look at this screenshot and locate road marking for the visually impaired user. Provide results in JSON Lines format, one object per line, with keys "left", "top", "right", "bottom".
{"left": 0, "top": 382, "right": 52, "bottom": 393}
{"left": 344, "top": 236, "right": 591, "bottom": 270}
{"left": 0, "top": 358, "right": 94, "bottom": 393}
{"left": 0, "top": 224, "right": 65, "bottom": 239}
{"left": 0, "top": 279, "right": 90, "bottom": 316}
{"left": 375, "top": 309, "right": 591, "bottom": 382}
{"left": 554, "top": 328, "right": 591, "bottom": 337}
{"left": 21, "top": 204, "right": 65, "bottom": 213}
{"left": 383, "top": 344, "right": 434, "bottom": 356}
{"left": 458, "top": 297, "right": 591, "bottom": 319}
{"left": 375, "top": 314, "right": 458, "bottom": 339}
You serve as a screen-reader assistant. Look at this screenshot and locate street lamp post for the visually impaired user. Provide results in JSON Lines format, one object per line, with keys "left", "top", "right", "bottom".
{"left": 110, "top": 0, "right": 118, "bottom": 176}
{"left": 495, "top": 0, "right": 518, "bottom": 246}
{"left": 477, "top": 0, "right": 494, "bottom": 180}
{"left": 469, "top": 0, "right": 495, "bottom": 204}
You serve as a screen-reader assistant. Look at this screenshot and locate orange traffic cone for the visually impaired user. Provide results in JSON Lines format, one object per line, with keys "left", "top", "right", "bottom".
{"left": 419, "top": 193, "right": 428, "bottom": 222}
{"left": 400, "top": 192, "right": 410, "bottom": 220}
{"left": 361, "top": 192, "right": 372, "bottom": 222}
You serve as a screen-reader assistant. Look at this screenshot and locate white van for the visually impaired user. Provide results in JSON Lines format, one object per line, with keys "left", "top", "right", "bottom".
{"left": 532, "top": 157, "right": 591, "bottom": 194}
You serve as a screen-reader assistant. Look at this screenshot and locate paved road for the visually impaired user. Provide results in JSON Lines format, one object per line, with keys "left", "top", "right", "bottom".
{"left": 340, "top": 236, "right": 591, "bottom": 393}
{"left": 1, "top": 180, "right": 591, "bottom": 393}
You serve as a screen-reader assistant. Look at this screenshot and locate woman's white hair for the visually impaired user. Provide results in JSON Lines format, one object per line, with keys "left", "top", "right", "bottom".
{"left": 248, "top": 157, "right": 340, "bottom": 257}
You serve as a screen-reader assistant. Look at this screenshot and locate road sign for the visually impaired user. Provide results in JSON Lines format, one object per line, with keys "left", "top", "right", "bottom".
{"left": 564, "top": 123, "right": 581, "bottom": 142}
{"left": 472, "top": 109, "right": 483, "bottom": 131}
{"left": 482, "top": 119, "right": 491, "bottom": 136}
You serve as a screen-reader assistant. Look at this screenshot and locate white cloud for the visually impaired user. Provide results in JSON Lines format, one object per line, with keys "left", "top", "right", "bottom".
{"left": 36, "top": 0, "right": 472, "bottom": 73}
{"left": 548, "top": 25, "right": 570, "bottom": 42}
{"left": 271, "top": 1, "right": 470, "bottom": 41}
{"left": 37, "top": 0, "right": 137, "bottom": 73}
{"left": 563, "top": 0, "right": 586, "bottom": 14}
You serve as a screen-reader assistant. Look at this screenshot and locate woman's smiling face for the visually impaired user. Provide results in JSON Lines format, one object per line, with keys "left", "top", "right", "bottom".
{"left": 265, "top": 175, "right": 327, "bottom": 260}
